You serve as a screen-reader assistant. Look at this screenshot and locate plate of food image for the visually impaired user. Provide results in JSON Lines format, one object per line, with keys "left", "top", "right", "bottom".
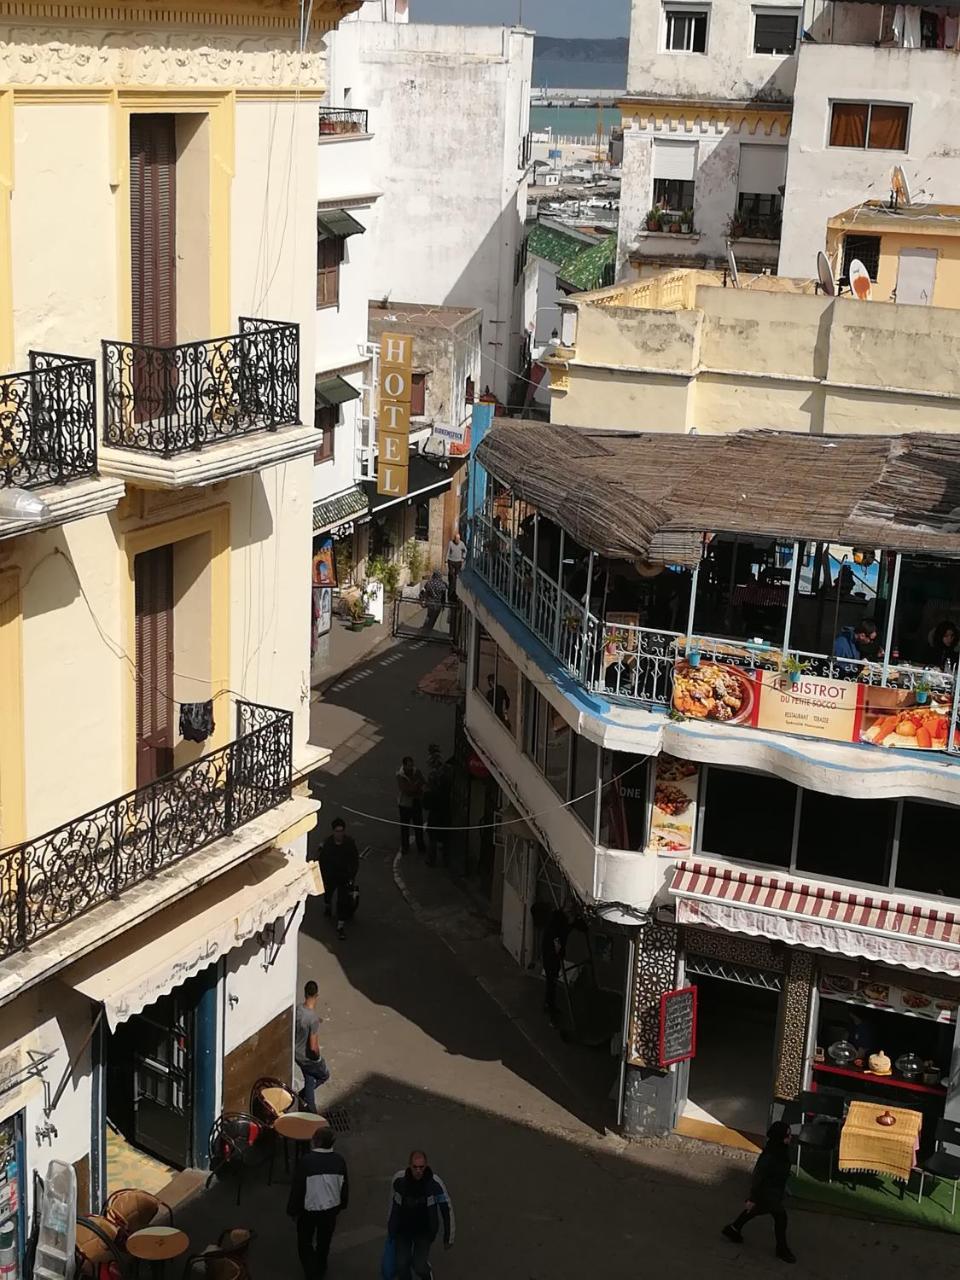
{"left": 654, "top": 782, "right": 693, "bottom": 816}
{"left": 673, "top": 661, "right": 755, "bottom": 725}
{"left": 862, "top": 707, "right": 950, "bottom": 750}
{"left": 657, "top": 755, "right": 698, "bottom": 782}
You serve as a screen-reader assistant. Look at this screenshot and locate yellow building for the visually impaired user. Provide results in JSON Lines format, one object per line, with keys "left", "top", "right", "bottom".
{"left": 826, "top": 201, "right": 960, "bottom": 309}
{"left": 0, "top": 0, "right": 359, "bottom": 1233}
{"left": 543, "top": 268, "right": 960, "bottom": 436}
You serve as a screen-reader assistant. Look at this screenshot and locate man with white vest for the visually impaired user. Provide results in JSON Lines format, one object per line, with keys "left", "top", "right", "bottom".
{"left": 287, "top": 1125, "right": 349, "bottom": 1279}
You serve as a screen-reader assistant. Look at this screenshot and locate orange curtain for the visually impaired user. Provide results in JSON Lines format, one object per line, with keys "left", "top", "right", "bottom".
{"left": 867, "top": 105, "right": 908, "bottom": 151}
{"left": 830, "top": 103, "right": 867, "bottom": 147}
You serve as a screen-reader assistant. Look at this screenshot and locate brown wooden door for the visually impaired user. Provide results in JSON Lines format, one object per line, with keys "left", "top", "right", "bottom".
{"left": 130, "top": 114, "right": 177, "bottom": 423}
{"left": 135, "top": 545, "right": 175, "bottom": 787}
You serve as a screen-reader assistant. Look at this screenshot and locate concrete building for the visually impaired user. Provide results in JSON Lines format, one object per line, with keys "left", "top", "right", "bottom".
{"left": 459, "top": 418, "right": 960, "bottom": 1156}
{"left": 779, "top": 0, "right": 960, "bottom": 277}
{"left": 825, "top": 202, "right": 960, "bottom": 308}
{"left": 325, "top": 19, "right": 534, "bottom": 403}
{"left": 541, "top": 269, "right": 960, "bottom": 436}
{"left": 617, "top": 0, "right": 796, "bottom": 279}
{"left": 0, "top": 0, "right": 356, "bottom": 1248}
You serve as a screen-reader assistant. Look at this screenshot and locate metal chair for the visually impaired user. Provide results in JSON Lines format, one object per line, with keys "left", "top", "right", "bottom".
{"left": 181, "top": 1256, "right": 242, "bottom": 1280}
{"left": 791, "top": 1091, "right": 844, "bottom": 1179}
{"left": 206, "top": 1113, "right": 265, "bottom": 1206}
{"left": 76, "top": 1214, "right": 129, "bottom": 1279}
{"left": 249, "top": 1077, "right": 296, "bottom": 1127}
{"left": 917, "top": 1117, "right": 960, "bottom": 1215}
{"left": 102, "top": 1188, "right": 173, "bottom": 1243}
{"left": 181, "top": 1227, "right": 254, "bottom": 1280}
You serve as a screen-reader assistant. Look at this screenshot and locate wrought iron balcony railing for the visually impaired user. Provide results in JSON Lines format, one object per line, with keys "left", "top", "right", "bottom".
{"left": 0, "top": 352, "right": 97, "bottom": 491}
{"left": 0, "top": 699, "right": 293, "bottom": 961}
{"left": 102, "top": 318, "right": 300, "bottom": 458}
{"left": 318, "top": 107, "right": 369, "bottom": 136}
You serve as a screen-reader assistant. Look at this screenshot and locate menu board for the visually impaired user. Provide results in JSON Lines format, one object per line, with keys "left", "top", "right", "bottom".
{"left": 659, "top": 985, "right": 698, "bottom": 1067}
{"left": 819, "top": 970, "right": 958, "bottom": 1024}
{"left": 647, "top": 755, "right": 699, "bottom": 855}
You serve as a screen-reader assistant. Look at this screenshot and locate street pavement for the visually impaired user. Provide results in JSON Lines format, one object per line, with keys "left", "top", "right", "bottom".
{"left": 176, "top": 637, "right": 957, "bottom": 1279}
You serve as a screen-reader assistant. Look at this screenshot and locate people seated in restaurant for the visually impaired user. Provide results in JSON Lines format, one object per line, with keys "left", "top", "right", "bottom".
{"left": 834, "top": 617, "right": 883, "bottom": 664}
{"left": 927, "top": 619, "right": 959, "bottom": 672}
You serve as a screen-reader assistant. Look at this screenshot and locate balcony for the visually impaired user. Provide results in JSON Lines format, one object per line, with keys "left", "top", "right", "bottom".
{"left": 318, "top": 107, "right": 369, "bottom": 138}
{"left": 0, "top": 700, "right": 294, "bottom": 963}
{"left": 471, "top": 512, "right": 960, "bottom": 764}
{"left": 0, "top": 351, "right": 124, "bottom": 538}
{"left": 100, "top": 318, "right": 318, "bottom": 488}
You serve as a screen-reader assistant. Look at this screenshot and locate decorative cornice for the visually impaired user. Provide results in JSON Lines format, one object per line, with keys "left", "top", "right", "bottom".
{"left": 0, "top": 3, "right": 362, "bottom": 32}
{"left": 621, "top": 96, "right": 792, "bottom": 138}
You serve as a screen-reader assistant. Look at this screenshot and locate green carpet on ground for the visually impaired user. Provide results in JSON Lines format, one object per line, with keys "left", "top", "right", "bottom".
{"left": 790, "top": 1166, "right": 960, "bottom": 1234}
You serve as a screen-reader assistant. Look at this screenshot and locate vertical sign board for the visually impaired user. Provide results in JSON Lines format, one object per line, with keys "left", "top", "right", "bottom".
{"left": 376, "top": 332, "right": 414, "bottom": 498}
{"left": 658, "top": 985, "right": 697, "bottom": 1068}
{"left": 466, "top": 399, "right": 496, "bottom": 528}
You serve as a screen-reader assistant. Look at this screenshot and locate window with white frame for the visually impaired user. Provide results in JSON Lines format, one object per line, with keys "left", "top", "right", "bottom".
{"left": 653, "top": 140, "right": 697, "bottom": 215}
{"left": 753, "top": 8, "right": 799, "bottom": 54}
{"left": 664, "top": 5, "right": 709, "bottom": 52}
{"left": 736, "top": 143, "right": 787, "bottom": 236}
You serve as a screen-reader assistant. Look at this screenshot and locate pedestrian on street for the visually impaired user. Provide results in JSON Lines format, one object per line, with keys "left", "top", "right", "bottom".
{"left": 287, "top": 1124, "right": 349, "bottom": 1280}
{"left": 419, "top": 570, "right": 446, "bottom": 631}
{"left": 315, "top": 817, "right": 360, "bottom": 940}
{"left": 397, "top": 756, "right": 426, "bottom": 855}
{"left": 423, "top": 743, "right": 452, "bottom": 868}
{"left": 722, "top": 1120, "right": 796, "bottom": 1264}
{"left": 294, "top": 981, "right": 330, "bottom": 1114}
{"left": 388, "top": 1150, "right": 454, "bottom": 1280}
{"left": 445, "top": 529, "right": 466, "bottom": 595}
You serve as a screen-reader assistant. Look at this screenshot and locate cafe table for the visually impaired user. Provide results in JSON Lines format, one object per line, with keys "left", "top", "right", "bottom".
{"left": 838, "top": 1099, "right": 923, "bottom": 1187}
{"left": 126, "top": 1225, "right": 190, "bottom": 1278}
{"left": 269, "top": 1110, "right": 327, "bottom": 1182}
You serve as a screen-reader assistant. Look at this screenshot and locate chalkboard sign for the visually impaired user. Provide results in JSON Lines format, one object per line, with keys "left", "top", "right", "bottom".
{"left": 659, "top": 985, "right": 697, "bottom": 1067}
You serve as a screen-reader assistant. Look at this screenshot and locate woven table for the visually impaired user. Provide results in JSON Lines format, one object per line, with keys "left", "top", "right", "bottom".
{"left": 838, "top": 1100, "right": 922, "bottom": 1184}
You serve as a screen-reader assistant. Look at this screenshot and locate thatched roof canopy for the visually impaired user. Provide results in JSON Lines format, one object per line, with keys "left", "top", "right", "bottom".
{"left": 476, "top": 422, "right": 960, "bottom": 567}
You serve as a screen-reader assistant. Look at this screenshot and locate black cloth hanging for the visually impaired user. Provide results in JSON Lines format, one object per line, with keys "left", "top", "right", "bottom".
{"left": 179, "top": 699, "right": 215, "bottom": 743}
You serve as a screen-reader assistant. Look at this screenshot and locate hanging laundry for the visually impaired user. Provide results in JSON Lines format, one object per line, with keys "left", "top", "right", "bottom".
{"left": 180, "top": 699, "right": 215, "bottom": 743}
{"left": 893, "top": 4, "right": 906, "bottom": 43}
{"left": 902, "top": 5, "right": 922, "bottom": 46}
{"left": 947, "top": 14, "right": 960, "bottom": 47}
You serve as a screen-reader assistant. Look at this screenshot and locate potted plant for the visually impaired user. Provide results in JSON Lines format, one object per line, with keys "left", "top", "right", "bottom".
{"left": 915, "top": 675, "right": 932, "bottom": 705}
{"left": 681, "top": 208, "right": 694, "bottom": 233}
{"left": 564, "top": 612, "right": 581, "bottom": 632}
{"left": 782, "top": 654, "right": 810, "bottom": 687}
{"left": 727, "top": 213, "right": 746, "bottom": 240}
{"left": 686, "top": 639, "right": 701, "bottom": 668}
{"left": 404, "top": 538, "right": 425, "bottom": 588}
{"left": 319, "top": 115, "right": 337, "bottom": 136}
{"left": 368, "top": 554, "right": 401, "bottom": 600}
{"left": 345, "top": 594, "right": 366, "bottom": 631}
{"left": 668, "top": 216, "right": 682, "bottom": 233}
{"left": 605, "top": 628, "right": 628, "bottom": 656}
{"left": 645, "top": 207, "right": 662, "bottom": 232}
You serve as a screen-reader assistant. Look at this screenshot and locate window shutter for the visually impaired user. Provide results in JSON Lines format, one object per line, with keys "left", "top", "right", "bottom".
{"left": 737, "top": 144, "right": 787, "bottom": 196}
{"left": 653, "top": 141, "right": 697, "bottom": 182}
{"left": 135, "top": 545, "right": 175, "bottom": 786}
{"left": 131, "top": 115, "right": 177, "bottom": 347}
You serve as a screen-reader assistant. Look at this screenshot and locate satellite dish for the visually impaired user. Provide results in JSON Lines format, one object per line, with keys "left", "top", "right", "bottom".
{"left": 891, "top": 164, "right": 911, "bottom": 207}
{"left": 848, "top": 258, "right": 872, "bottom": 300}
{"left": 817, "top": 250, "right": 837, "bottom": 296}
{"left": 725, "top": 240, "right": 740, "bottom": 288}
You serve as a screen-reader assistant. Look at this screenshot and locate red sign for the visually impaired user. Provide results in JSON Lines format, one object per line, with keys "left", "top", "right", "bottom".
{"left": 659, "top": 985, "right": 698, "bottom": 1067}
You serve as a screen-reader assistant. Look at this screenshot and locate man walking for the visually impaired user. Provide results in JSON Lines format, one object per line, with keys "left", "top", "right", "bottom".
{"left": 722, "top": 1120, "right": 796, "bottom": 1263}
{"left": 397, "top": 756, "right": 426, "bottom": 855}
{"left": 445, "top": 529, "right": 466, "bottom": 595}
{"left": 288, "top": 1125, "right": 348, "bottom": 1280}
{"left": 294, "top": 981, "right": 330, "bottom": 1114}
{"left": 419, "top": 570, "right": 447, "bottom": 632}
{"left": 315, "top": 817, "right": 360, "bottom": 941}
{"left": 388, "top": 1150, "right": 454, "bottom": 1280}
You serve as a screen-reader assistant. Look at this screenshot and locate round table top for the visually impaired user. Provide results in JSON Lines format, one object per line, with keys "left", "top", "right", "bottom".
{"left": 126, "top": 1227, "right": 190, "bottom": 1261}
{"left": 275, "top": 1111, "right": 326, "bottom": 1141}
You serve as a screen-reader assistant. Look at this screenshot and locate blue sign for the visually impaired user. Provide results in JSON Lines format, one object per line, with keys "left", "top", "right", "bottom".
{"left": 466, "top": 401, "right": 495, "bottom": 531}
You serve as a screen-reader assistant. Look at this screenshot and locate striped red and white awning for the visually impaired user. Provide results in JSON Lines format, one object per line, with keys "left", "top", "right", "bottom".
{"left": 670, "top": 861, "right": 960, "bottom": 975}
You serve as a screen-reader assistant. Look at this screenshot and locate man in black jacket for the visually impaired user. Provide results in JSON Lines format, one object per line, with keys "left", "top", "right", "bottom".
{"left": 722, "top": 1120, "right": 795, "bottom": 1263}
{"left": 313, "top": 817, "right": 359, "bottom": 940}
{"left": 287, "top": 1125, "right": 349, "bottom": 1279}
{"left": 388, "top": 1150, "right": 454, "bottom": 1279}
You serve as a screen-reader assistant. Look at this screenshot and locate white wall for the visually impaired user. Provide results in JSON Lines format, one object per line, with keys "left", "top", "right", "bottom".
{"left": 223, "top": 906, "right": 300, "bottom": 1056}
{"left": 627, "top": 0, "right": 799, "bottom": 101}
{"left": 780, "top": 43, "right": 960, "bottom": 275}
{"left": 326, "top": 22, "right": 533, "bottom": 400}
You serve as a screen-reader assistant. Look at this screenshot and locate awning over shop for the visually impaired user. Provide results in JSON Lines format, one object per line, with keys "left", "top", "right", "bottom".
{"left": 63, "top": 851, "right": 321, "bottom": 1029}
{"left": 317, "top": 208, "right": 365, "bottom": 240}
{"left": 315, "top": 375, "right": 361, "bottom": 408}
{"left": 671, "top": 861, "right": 960, "bottom": 976}
{"left": 313, "top": 484, "right": 367, "bottom": 533}
{"left": 361, "top": 454, "right": 453, "bottom": 518}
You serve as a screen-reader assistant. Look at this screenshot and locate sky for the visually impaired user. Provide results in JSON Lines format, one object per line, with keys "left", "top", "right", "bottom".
{"left": 410, "top": 0, "right": 629, "bottom": 38}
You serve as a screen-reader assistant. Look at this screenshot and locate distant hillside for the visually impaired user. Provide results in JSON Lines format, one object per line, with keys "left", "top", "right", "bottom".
{"left": 533, "top": 35, "right": 629, "bottom": 63}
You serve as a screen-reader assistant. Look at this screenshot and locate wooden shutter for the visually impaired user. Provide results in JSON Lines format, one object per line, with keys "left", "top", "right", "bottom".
{"left": 131, "top": 114, "right": 177, "bottom": 347}
{"left": 411, "top": 373, "right": 426, "bottom": 417}
{"left": 135, "top": 545, "right": 175, "bottom": 787}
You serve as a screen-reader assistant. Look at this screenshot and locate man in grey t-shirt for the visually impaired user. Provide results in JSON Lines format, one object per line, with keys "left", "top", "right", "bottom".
{"left": 295, "top": 980, "right": 330, "bottom": 1113}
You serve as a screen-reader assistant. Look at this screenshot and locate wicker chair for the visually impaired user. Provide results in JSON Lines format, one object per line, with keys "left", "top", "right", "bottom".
{"left": 182, "top": 1229, "right": 255, "bottom": 1280}
{"left": 206, "top": 1113, "right": 265, "bottom": 1205}
{"left": 249, "top": 1077, "right": 296, "bottom": 1127}
{"left": 76, "top": 1214, "right": 128, "bottom": 1279}
{"left": 102, "top": 1188, "right": 173, "bottom": 1243}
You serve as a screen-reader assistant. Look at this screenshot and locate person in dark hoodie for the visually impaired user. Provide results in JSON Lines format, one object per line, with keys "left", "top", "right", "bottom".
{"left": 313, "top": 817, "right": 360, "bottom": 941}
{"left": 388, "top": 1150, "right": 454, "bottom": 1279}
{"left": 722, "top": 1120, "right": 795, "bottom": 1263}
{"left": 287, "top": 1125, "right": 349, "bottom": 1279}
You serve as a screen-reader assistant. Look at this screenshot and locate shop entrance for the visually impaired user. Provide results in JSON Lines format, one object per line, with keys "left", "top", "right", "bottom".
{"left": 104, "top": 969, "right": 216, "bottom": 1178}
{"left": 684, "top": 958, "right": 781, "bottom": 1140}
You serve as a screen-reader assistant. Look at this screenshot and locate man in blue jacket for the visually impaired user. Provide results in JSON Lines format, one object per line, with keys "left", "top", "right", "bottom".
{"left": 388, "top": 1150, "right": 454, "bottom": 1279}
{"left": 287, "top": 1126, "right": 349, "bottom": 1279}
{"left": 833, "top": 617, "right": 881, "bottom": 663}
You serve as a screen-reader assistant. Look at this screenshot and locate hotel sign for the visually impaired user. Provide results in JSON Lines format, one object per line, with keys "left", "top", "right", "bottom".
{"left": 376, "top": 332, "right": 414, "bottom": 497}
